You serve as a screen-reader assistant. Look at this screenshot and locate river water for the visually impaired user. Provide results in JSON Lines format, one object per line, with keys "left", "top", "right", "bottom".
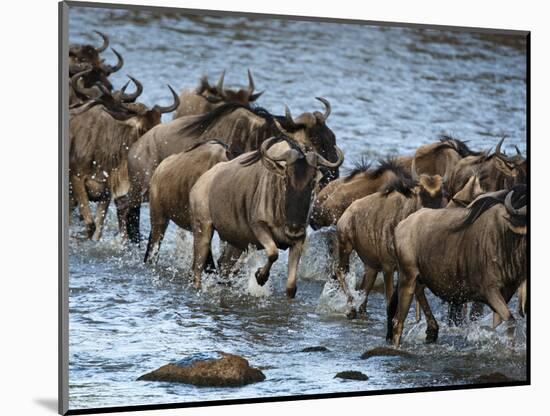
{"left": 67, "top": 5, "right": 527, "bottom": 411}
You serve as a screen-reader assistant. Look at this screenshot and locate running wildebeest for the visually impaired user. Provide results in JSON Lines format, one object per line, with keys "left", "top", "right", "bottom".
{"left": 144, "top": 140, "right": 233, "bottom": 263}
{"left": 125, "top": 97, "right": 340, "bottom": 243}
{"left": 173, "top": 70, "right": 263, "bottom": 119}
{"left": 387, "top": 185, "right": 527, "bottom": 346}
{"left": 189, "top": 136, "right": 344, "bottom": 296}
{"left": 69, "top": 81, "right": 179, "bottom": 240}
{"left": 334, "top": 161, "right": 446, "bottom": 318}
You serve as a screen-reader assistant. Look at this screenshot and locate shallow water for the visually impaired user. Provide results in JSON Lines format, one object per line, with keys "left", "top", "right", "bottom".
{"left": 67, "top": 6, "right": 527, "bottom": 411}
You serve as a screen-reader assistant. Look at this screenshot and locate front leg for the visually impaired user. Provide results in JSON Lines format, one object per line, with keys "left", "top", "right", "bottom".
{"left": 286, "top": 238, "right": 305, "bottom": 298}
{"left": 250, "top": 222, "right": 278, "bottom": 286}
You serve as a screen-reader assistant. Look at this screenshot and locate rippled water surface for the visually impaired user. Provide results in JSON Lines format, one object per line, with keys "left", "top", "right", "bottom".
{"left": 68, "top": 6, "right": 527, "bottom": 411}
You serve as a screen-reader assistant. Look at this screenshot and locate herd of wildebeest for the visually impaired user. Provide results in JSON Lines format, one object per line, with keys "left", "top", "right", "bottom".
{"left": 68, "top": 31, "right": 527, "bottom": 346}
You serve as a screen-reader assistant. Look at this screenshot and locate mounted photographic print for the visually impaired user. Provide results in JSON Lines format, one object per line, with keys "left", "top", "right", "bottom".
{"left": 59, "top": 1, "right": 529, "bottom": 414}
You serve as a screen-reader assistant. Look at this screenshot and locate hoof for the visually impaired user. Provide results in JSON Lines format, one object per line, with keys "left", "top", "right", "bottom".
{"left": 425, "top": 328, "right": 439, "bottom": 344}
{"left": 255, "top": 268, "right": 269, "bottom": 286}
{"left": 346, "top": 308, "right": 358, "bottom": 320}
{"left": 286, "top": 286, "right": 297, "bottom": 298}
{"left": 85, "top": 222, "right": 96, "bottom": 239}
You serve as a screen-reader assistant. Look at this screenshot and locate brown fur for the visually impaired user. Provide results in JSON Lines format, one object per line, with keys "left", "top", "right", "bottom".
{"left": 144, "top": 141, "right": 230, "bottom": 263}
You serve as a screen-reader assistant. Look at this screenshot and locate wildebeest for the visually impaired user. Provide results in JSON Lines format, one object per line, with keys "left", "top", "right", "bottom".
{"left": 310, "top": 158, "right": 414, "bottom": 230}
{"left": 447, "top": 137, "right": 527, "bottom": 197}
{"left": 309, "top": 136, "right": 476, "bottom": 230}
{"left": 144, "top": 140, "right": 233, "bottom": 263}
{"left": 334, "top": 164, "right": 445, "bottom": 318}
{"left": 173, "top": 70, "right": 263, "bottom": 119}
{"left": 125, "top": 98, "right": 340, "bottom": 243}
{"left": 188, "top": 137, "right": 344, "bottom": 296}
{"left": 388, "top": 185, "right": 527, "bottom": 346}
{"left": 69, "top": 82, "right": 179, "bottom": 240}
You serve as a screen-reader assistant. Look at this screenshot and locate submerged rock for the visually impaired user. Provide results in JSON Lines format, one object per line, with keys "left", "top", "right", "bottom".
{"left": 137, "top": 352, "right": 265, "bottom": 387}
{"left": 474, "top": 372, "right": 517, "bottom": 384}
{"left": 360, "top": 346, "right": 414, "bottom": 360}
{"left": 301, "top": 346, "right": 330, "bottom": 352}
{"left": 335, "top": 371, "right": 369, "bottom": 381}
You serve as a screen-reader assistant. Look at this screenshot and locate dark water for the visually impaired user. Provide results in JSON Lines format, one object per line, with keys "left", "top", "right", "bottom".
{"left": 68, "top": 6, "right": 527, "bottom": 411}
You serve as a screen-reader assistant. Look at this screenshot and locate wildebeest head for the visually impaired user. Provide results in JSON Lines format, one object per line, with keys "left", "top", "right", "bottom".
{"left": 102, "top": 85, "right": 180, "bottom": 135}
{"left": 273, "top": 98, "right": 339, "bottom": 186}
{"left": 458, "top": 184, "right": 527, "bottom": 235}
{"left": 69, "top": 31, "right": 108, "bottom": 72}
{"left": 260, "top": 137, "right": 344, "bottom": 238}
{"left": 196, "top": 69, "right": 263, "bottom": 106}
{"left": 493, "top": 137, "right": 527, "bottom": 183}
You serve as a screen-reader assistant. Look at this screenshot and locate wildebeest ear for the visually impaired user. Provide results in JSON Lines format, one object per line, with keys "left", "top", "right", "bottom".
{"left": 261, "top": 157, "right": 285, "bottom": 177}
{"left": 249, "top": 91, "right": 264, "bottom": 102}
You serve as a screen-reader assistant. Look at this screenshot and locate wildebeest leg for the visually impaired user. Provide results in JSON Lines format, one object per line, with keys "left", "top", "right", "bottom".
{"left": 334, "top": 233, "right": 356, "bottom": 317}
{"left": 469, "top": 302, "right": 484, "bottom": 321}
{"left": 191, "top": 220, "right": 214, "bottom": 290}
{"left": 382, "top": 267, "right": 395, "bottom": 308}
{"left": 448, "top": 302, "right": 466, "bottom": 326}
{"left": 205, "top": 249, "right": 217, "bottom": 274}
{"left": 517, "top": 280, "right": 527, "bottom": 317}
{"left": 358, "top": 267, "right": 378, "bottom": 315}
{"left": 71, "top": 175, "right": 95, "bottom": 238}
{"left": 218, "top": 243, "right": 243, "bottom": 277}
{"left": 392, "top": 268, "right": 418, "bottom": 347}
{"left": 127, "top": 206, "right": 141, "bottom": 244}
{"left": 486, "top": 290, "right": 514, "bottom": 328}
{"left": 144, "top": 217, "right": 168, "bottom": 264}
{"left": 114, "top": 196, "right": 129, "bottom": 241}
{"left": 286, "top": 239, "right": 305, "bottom": 298}
{"left": 91, "top": 196, "right": 111, "bottom": 241}
{"left": 386, "top": 284, "right": 399, "bottom": 342}
{"left": 250, "top": 222, "right": 278, "bottom": 286}
{"left": 415, "top": 284, "right": 439, "bottom": 343}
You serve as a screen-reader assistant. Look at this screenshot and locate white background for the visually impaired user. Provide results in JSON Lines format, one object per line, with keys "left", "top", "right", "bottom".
{"left": 1, "top": 0, "right": 546, "bottom": 415}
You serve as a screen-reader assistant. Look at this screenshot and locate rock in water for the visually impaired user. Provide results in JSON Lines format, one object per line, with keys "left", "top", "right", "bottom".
{"left": 301, "top": 346, "right": 330, "bottom": 352}
{"left": 335, "top": 371, "right": 369, "bottom": 381}
{"left": 360, "top": 346, "right": 414, "bottom": 360}
{"left": 137, "top": 352, "right": 265, "bottom": 387}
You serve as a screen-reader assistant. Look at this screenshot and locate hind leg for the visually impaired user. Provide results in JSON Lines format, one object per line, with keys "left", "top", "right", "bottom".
{"left": 71, "top": 175, "right": 95, "bottom": 238}
{"left": 415, "top": 284, "right": 439, "bottom": 343}
{"left": 392, "top": 266, "right": 418, "bottom": 346}
{"left": 144, "top": 217, "right": 169, "bottom": 264}
{"left": 358, "top": 267, "right": 378, "bottom": 316}
{"left": 334, "top": 231, "right": 356, "bottom": 318}
{"left": 217, "top": 243, "right": 243, "bottom": 277}
{"left": 191, "top": 220, "right": 214, "bottom": 290}
{"left": 91, "top": 195, "right": 111, "bottom": 241}
{"left": 114, "top": 195, "right": 129, "bottom": 241}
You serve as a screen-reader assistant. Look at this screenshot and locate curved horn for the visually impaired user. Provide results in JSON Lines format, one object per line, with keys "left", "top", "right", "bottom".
{"left": 514, "top": 145, "right": 522, "bottom": 156}
{"left": 247, "top": 69, "right": 255, "bottom": 94}
{"left": 495, "top": 137, "right": 514, "bottom": 162}
{"left": 216, "top": 70, "right": 226, "bottom": 97}
{"left": 152, "top": 85, "right": 180, "bottom": 114}
{"left": 315, "top": 97, "right": 331, "bottom": 121}
{"left": 102, "top": 48, "right": 124, "bottom": 74}
{"left": 283, "top": 105, "right": 298, "bottom": 129}
{"left": 504, "top": 190, "right": 527, "bottom": 216}
{"left": 71, "top": 69, "right": 100, "bottom": 98}
{"left": 93, "top": 30, "right": 109, "bottom": 53}
{"left": 315, "top": 146, "right": 344, "bottom": 168}
{"left": 69, "top": 61, "right": 92, "bottom": 75}
{"left": 120, "top": 75, "right": 143, "bottom": 102}
{"left": 249, "top": 90, "right": 264, "bottom": 102}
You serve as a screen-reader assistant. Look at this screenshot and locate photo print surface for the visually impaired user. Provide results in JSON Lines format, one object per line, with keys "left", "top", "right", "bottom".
{"left": 63, "top": 2, "right": 528, "bottom": 413}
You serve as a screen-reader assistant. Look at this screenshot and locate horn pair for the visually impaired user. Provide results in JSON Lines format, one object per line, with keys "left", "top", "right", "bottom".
{"left": 504, "top": 190, "right": 527, "bottom": 216}
{"left": 495, "top": 137, "right": 524, "bottom": 163}
{"left": 282, "top": 97, "right": 331, "bottom": 128}
{"left": 260, "top": 137, "right": 344, "bottom": 168}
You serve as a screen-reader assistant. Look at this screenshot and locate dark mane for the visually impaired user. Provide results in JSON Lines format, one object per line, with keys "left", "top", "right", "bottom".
{"left": 370, "top": 157, "right": 411, "bottom": 180}
{"left": 239, "top": 136, "right": 303, "bottom": 167}
{"left": 178, "top": 102, "right": 270, "bottom": 137}
{"left": 439, "top": 135, "right": 483, "bottom": 157}
{"left": 381, "top": 176, "right": 417, "bottom": 198}
{"left": 184, "top": 139, "right": 229, "bottom": 153}
{"left": 456, "top": 184, "right": 527, "bottom": 230}
{"left": 343, "top": 156, "right": 372, "bottom": 181}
